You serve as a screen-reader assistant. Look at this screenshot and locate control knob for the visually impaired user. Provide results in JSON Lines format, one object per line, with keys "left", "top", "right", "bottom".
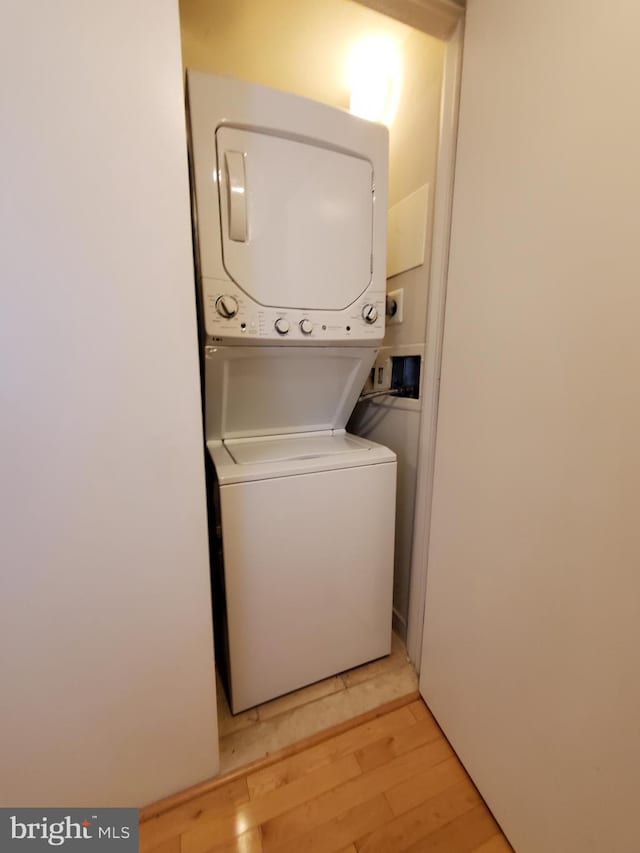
{"left": 299, "top": 318, "right": 313, "bottom": 335}
{"left": 215, "top": 294, "right": 239, "bottom": 319}
{"left": 362, "top": 303, "right": 379, "bottom": 324}
{"left": 274, "top": 317, "right": 290, "bottom": 335}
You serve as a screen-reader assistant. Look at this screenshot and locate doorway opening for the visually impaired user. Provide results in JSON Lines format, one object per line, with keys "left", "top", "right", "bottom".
{"left": 178, "top": 0, "right": 462, "bottom": 775}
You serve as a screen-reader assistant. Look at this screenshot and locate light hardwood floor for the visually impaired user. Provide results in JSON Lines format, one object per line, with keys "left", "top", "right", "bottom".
{"left": 140, "top": 697, "right": 512, "bottom": 853}
{"left": 218, "top": 633, "right": 419, "bottom": 774}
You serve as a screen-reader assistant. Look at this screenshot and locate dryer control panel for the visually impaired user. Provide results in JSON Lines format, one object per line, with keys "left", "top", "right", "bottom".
{"left": 202, "top": 279, "right": 385, "bottom": 344}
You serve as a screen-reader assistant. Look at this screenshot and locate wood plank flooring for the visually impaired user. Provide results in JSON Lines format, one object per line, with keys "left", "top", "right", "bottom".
{"left": 217, "top": 633, "right": 419, "bottom": 774}
{"left": 140, "top": 698, "right": 512, "bottom": 853}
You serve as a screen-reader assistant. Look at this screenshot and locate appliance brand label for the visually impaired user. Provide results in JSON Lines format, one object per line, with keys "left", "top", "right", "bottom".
{"left": 0, "top": 810, "right": 137, "bottom": 851}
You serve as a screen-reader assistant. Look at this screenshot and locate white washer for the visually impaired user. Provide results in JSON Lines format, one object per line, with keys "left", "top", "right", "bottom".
{"left": 204, "top": 345, "right": 396, "bottom": 713}
{"left": 209, "top": 433, "right": 396, "bottom": 713}
{"left": 188, "top": 72, "right": 396, "bottom": 714}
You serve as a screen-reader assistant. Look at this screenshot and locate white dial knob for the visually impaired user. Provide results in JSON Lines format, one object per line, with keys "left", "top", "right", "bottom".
{"left": 362, "top": 303, "right": 379, "bottom": 324}
{"left": 274, "top": 317, "right": 290, "bottom": 335}
{"left": 299, "top": 318, "right": 313, "bottom": 335}
{"left": 215, "top": 294, "right": 239, "bottom": 319}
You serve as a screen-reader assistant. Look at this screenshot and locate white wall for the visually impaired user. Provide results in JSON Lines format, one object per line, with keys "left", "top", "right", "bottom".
{"left": 349, "top": 395, "right": 422, "bottom": 629}
{"left": 0, "top": 0, "right": 218, "bottom": 806}
{"left": 421, "top": 1, "right": 640, "bottom": 850}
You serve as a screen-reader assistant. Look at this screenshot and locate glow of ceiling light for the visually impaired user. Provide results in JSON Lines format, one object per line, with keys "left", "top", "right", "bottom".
{"left": 347, "top": 35, "right": 402, "bottom": 127}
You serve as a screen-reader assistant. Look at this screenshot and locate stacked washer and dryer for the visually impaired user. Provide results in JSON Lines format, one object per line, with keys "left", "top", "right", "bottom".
{"left": 187, "top": 71, "right": 397, "bottom": 714}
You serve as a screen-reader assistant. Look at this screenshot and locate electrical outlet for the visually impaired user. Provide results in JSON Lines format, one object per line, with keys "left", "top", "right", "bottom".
{"left": 386, "top": 288, "right": 404, "bottom": 325}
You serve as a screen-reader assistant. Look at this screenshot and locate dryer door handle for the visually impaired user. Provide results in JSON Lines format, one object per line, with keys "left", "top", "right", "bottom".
{"left": 225, "top": 151, "right": 248, "bottom": 242}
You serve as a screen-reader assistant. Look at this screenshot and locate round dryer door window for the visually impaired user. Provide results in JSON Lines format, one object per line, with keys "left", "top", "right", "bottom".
{"left": 216, "top": 126, "right": 374, "bottom": 311}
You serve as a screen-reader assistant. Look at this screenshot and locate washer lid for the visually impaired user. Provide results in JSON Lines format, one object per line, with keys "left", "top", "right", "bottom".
{"left": 208, "top": 432, "right": 396, "bottom": 485}
{"left": 204, "top": 346, "right": 377, "bottom": 441}
{"left": 225, "top": 433, "right": 366, "bottom": 465}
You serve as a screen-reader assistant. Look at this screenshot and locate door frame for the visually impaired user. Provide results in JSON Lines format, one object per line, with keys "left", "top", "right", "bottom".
{"left": 406, "top": 17, "right": 465, "bottom": 668}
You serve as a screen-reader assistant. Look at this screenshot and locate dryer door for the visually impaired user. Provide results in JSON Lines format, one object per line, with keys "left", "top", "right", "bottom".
{"left": 216, "top": 127, "right": 374, "bottom": 311}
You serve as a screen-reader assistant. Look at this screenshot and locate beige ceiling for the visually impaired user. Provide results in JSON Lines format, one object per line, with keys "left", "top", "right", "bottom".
{"left": 352, "top": 0, "right": 464, "bottom": 41}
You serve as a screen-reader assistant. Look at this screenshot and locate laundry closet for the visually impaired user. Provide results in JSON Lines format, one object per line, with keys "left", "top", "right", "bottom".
{"left": 179, "top": 0, "right": 449, "bottom": 763}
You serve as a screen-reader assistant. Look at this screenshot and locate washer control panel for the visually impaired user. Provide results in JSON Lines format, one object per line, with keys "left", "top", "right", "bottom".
{"left": 202, "top": 278, "right": 385, "bottom": 344}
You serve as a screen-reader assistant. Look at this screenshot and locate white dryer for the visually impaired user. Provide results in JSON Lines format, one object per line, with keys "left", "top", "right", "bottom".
{"left": 187, "top": 71, "right": 397, "bottom": 714}
{"left": 187, "top": 70, "right": 388, "bottom": 346}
